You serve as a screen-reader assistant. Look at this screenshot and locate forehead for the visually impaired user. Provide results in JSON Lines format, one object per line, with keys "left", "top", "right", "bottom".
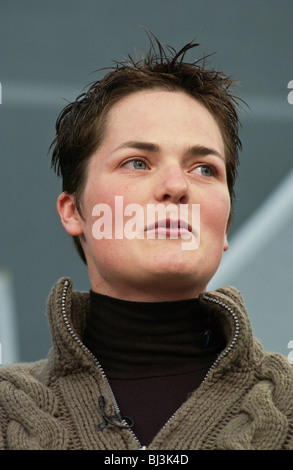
{"left": 100, "top": 89, "right": 225, "bottom": 155}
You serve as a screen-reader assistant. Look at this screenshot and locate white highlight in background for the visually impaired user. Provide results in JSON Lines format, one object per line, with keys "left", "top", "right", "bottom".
{"left": 288, "top": 80, "right": 293, "bottom": 105}
{"left": 288, "top": 340, "right": 293, "bottom": 364}
{"left": 0, "top": 270, "right": 19, "bottom": 365}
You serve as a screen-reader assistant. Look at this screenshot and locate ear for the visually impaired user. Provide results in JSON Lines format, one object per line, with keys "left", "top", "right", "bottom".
{"left": 223, "top": 233, "right": 229, "bottom": 252}
{"left": 57, "top": 192, "right": 84, "bottom": 236}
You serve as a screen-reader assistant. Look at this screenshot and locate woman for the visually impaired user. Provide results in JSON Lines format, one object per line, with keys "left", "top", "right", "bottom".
{"left": 1, "top": 38, "right": 293, "bottom": 450}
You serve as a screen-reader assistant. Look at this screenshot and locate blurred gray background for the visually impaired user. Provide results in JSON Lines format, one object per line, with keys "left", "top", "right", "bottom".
{"left": 0, "top": 0, "right": 292, "bottom": 364}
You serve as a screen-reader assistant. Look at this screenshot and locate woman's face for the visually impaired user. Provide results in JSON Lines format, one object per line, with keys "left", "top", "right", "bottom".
{"left": 58, "top": 90, "right": 230, "bottom": 301}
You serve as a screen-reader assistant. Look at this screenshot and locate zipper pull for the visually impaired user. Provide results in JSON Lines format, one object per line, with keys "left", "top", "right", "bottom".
{"left": 96, "top": 395, "right": 135, "bottom": 431}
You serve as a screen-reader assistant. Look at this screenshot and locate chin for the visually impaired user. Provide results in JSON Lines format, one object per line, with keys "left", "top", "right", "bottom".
{"left": 146, "top": 251, "right": 218, "bottom": 286}
{"left": 142, "top": 269, "right": 208, "bottom": 300}
{"left": 152, "top": 247, "right": 201, "bottom": 270}
{"left": 145, "top": 258, "right": 200, "bottom": 280}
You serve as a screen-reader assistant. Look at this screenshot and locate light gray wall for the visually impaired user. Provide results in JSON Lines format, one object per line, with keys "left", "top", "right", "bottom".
{"left": 0, "top": 0, "right": 292, "bottom": 362}
{"left": 209, "top": 168, "right": 293, "bottom": 357}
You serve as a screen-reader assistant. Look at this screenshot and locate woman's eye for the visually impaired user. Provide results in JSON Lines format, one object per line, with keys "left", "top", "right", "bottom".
{"left": 193, "top": 165, "right": 214, "bottom": 177}
{"left": 123, "top": 159, "right": 148, "bottom": 170}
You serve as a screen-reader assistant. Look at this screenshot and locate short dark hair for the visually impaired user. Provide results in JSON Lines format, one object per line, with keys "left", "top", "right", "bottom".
{"left": 50, "top": 35, "right": 243, "bottom": 264}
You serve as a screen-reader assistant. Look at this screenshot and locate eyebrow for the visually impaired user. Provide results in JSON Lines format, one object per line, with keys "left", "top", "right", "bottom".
{"left": 114, "top": 141, "right": 160, "bottom": 153}
{"left": 186, "top": 144, "right": 225, "bottom": 161}
{"left": 113, "top": 141, "right": 224, "bottom": 161}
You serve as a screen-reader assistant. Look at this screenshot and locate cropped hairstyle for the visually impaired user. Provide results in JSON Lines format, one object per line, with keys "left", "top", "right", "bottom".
{"left": 50, "top": 36, "right": 243, "bottom": 264}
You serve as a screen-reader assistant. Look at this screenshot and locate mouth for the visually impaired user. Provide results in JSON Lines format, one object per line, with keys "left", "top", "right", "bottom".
{"left": 145, "top": 218, "right": 194, "bottom": 237}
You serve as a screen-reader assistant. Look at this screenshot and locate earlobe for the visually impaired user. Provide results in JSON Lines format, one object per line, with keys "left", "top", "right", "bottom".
{"left": 57, "top": 192, "right": 84, "bottom": 236}
{"left": 223, "top": 234, "right": 229, "bottom": 252}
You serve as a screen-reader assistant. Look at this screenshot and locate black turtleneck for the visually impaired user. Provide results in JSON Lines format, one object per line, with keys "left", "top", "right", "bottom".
{"left": 83, "top": 290, "right": 226, "bottom": 446}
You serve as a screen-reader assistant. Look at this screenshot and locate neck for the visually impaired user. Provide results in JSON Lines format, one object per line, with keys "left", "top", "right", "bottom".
{"left": 83, "top": 290, "right": 226, "bottom": 379}
{"left": 90, "top": 275, "right": 207, "bottom": 302}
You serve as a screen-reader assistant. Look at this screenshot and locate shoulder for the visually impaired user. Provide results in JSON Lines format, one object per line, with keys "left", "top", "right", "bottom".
{"left": 0, "top": 359, "right": 50, "bottom": 410}
{"left": 0, "top": 359, "right": 50, "bottom": 407}
{"left": 249, "top": 344, "right": 293, "bottom": 448}
{"left": 0, "top": 359, "right": 67, "bottom": 450}
{"left": 257, "top": 345, "right": 293, "bottom": 394}
{"left": 0, "top": 360, "right": 69, "bottom": 449}
{"left": 0, "top": 359, "right": 49, "bottom": 382}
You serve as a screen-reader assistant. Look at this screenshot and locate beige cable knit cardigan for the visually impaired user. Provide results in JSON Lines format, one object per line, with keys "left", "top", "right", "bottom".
{"left": 0, "top": 277, "right": 293, "bottom": 450}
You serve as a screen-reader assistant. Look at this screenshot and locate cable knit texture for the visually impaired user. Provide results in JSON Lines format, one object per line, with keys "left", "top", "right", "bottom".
{"left": 0, "top": 277, "right": 293, "bottom": 450}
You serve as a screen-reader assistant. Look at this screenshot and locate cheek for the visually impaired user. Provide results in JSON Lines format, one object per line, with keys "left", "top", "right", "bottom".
{"left": 81, "top": 185, "right": 137, "bottom": 245}
{"left": 201, "top": 190, "right": 230, "bottom": 235}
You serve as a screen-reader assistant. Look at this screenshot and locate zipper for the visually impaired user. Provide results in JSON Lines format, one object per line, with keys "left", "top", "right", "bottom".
{"left": 200, "top": 294, "right": 240, "bottom": 379}
{"left": 60, "top": 279, "right": 144, "bottom": 449}
{"left": 60, "top": 280, "right": 240, "bottom": 449}
{"left": 153, "top": 293, "right": 241, "bottom": 435}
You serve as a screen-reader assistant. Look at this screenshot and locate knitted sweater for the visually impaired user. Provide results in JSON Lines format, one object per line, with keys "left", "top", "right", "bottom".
{"left": 0, "top": 277, "right": 293, "bottom": 450}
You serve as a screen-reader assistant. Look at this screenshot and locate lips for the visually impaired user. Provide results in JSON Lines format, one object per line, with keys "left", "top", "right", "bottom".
{"left": 145, "top": 218, "right": 193, "bottom": 235}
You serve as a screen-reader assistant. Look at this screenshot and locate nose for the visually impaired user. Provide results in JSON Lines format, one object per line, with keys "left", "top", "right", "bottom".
{"left": 154, "top": 164, "right": 189, "bottom": 204}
